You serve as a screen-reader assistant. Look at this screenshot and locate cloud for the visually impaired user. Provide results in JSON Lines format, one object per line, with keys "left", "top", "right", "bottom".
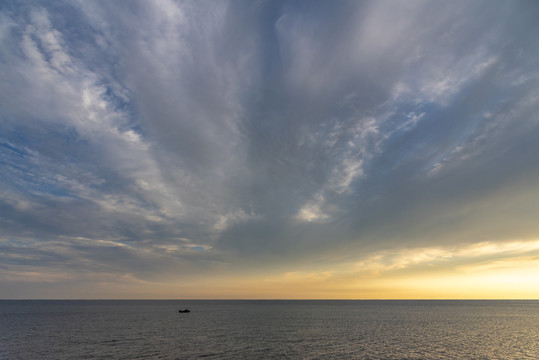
{"left": 1, "top": 0, "right": 539, "bottom": 298}
{"left": 350, "top": 239, "right": 539, "bottom": 276}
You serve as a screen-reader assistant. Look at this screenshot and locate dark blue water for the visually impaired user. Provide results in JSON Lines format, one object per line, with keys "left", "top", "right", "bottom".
{"left": 0, "top": 300, "right": 537, "bottom": 359}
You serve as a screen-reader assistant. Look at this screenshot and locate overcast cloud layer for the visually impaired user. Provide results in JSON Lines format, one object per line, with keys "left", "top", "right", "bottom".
{"left": 1, "top": 0, "right": 539, "bottom": 298}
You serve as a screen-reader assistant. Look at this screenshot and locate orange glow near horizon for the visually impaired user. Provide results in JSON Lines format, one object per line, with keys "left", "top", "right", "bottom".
{"left": 3, "top": 240, "right": 539, "bottom": 300}
{"left": 164, "top": 240, "right": 539, "bottom": 300}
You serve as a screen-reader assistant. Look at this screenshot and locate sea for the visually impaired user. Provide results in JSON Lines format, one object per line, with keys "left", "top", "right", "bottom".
{"left": 0, "top": 300, "right": 537, "bottom": 359}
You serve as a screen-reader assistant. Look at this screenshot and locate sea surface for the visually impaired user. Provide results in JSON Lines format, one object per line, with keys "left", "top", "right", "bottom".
{"left": 0, "top": 300, "right": 537, "bottom": 359}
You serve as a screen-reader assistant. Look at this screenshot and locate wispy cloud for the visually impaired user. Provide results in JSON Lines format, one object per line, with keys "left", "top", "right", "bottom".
{"left": 351, "top": 240, "right": 539, "bottom": 276}
{"left": 1, "top": 0, "right": 538, "bottom": 298}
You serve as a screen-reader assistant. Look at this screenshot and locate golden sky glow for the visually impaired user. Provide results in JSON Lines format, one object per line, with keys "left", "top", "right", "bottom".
{"left": 7, "top": 239, "right": 538, "bottom": 299}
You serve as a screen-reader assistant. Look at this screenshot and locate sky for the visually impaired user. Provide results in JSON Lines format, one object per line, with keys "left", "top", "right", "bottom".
{"left": 1, "top": 0, "right": 539, "bottom": 299}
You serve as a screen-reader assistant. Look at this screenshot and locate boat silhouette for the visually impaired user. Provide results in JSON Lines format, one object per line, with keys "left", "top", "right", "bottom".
{"left": 178, "top": 309, "right": 190, "bottom": 313}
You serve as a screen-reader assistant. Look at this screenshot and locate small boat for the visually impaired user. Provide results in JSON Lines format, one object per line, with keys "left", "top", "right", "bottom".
{"left": 178, "top": 309, "right": 190, "bottom": 313}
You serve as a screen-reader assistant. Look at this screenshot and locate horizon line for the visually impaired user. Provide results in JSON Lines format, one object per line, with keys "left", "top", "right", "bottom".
{"left": 2, "top": 298, "right": 538, "bottom": 301}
